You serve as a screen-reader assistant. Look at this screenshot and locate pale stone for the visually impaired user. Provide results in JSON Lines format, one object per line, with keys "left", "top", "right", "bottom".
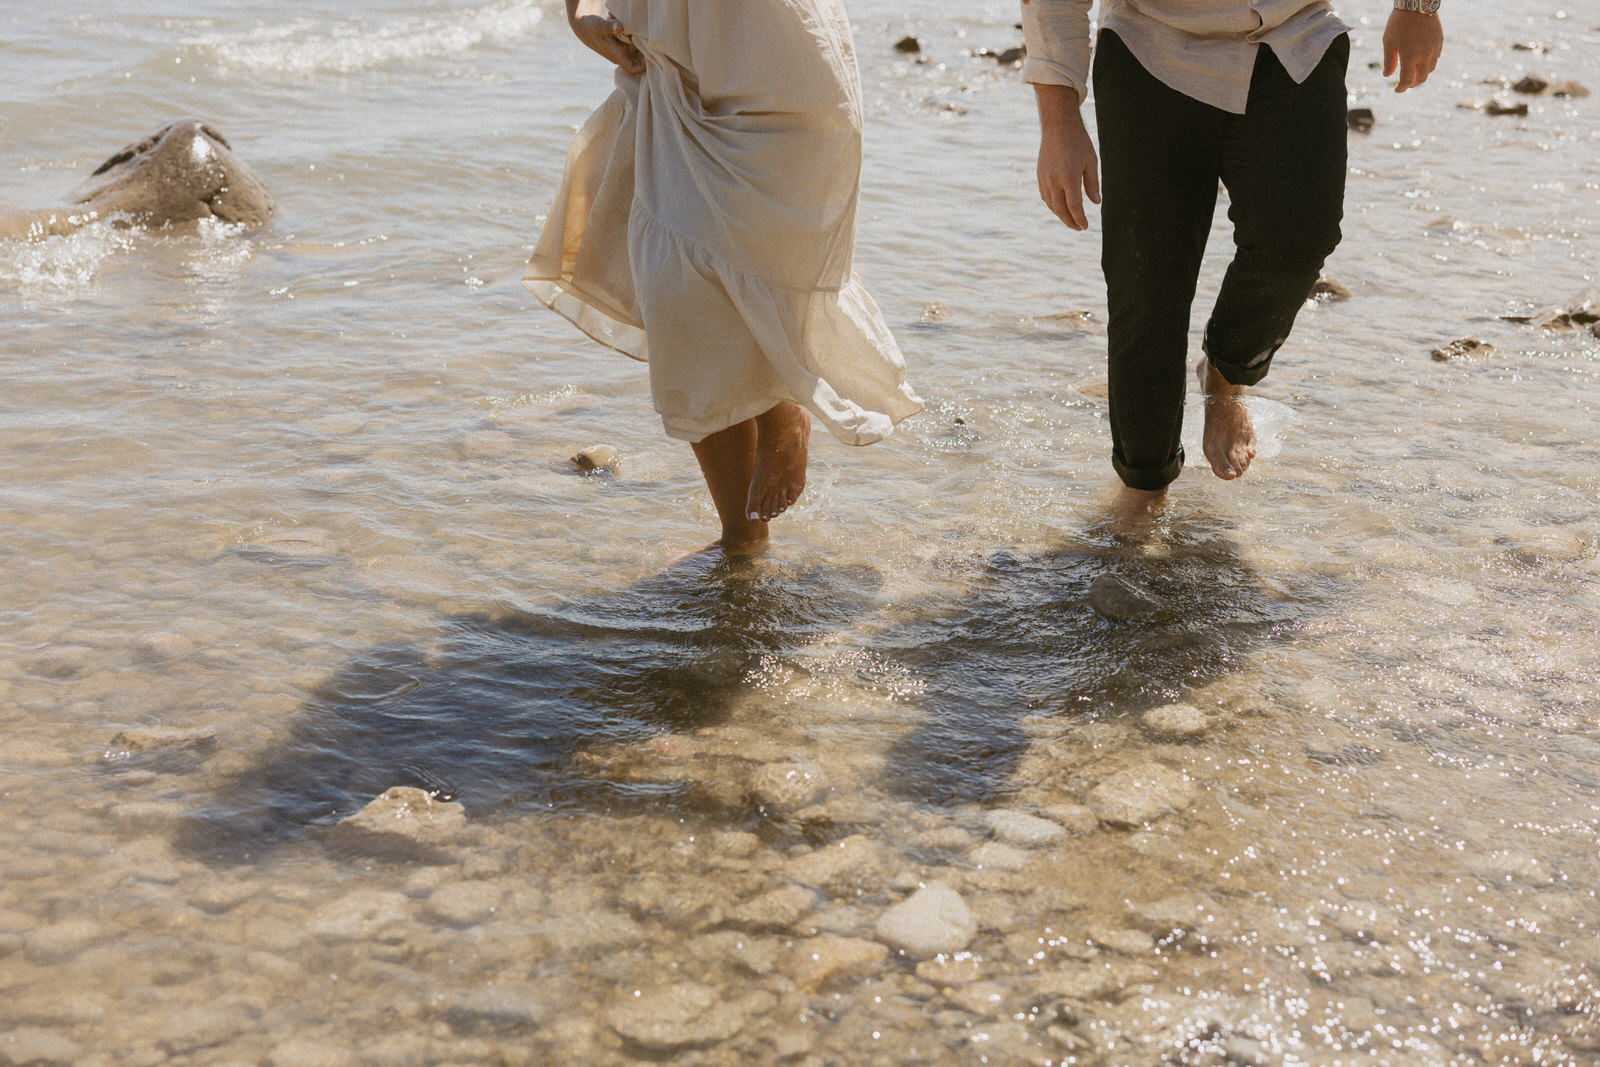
{"left": 916, "top": 955, "right": 984, "bottom": 986}
{"left": 875, "top": 882, "right": 977, "bottom": 958}
{"left": 135, "top": 630, "right": 197, "bottom": 660}
{"left": 969, "top": 841, "right": 1031, "bottom": 872}
{"left": 712, "top": 831, "right": 761, "bottom": 858}
{"left": 334, "top": 786, "right": 466, "bottom": 845}
{"left": 607, "top": 983, "right": 749, "bottom": 1050}
{"left": 1087, "top": 925, "right": 1157, "bottom": 956}
{"left": 907, "top": 826, "right": 978, "bottom": 852}
{"left": 747, "top": 761, "right": 829, "bottom": 811}
{"left": 424, "top": 881, "right": 504, "bottom": 926}
{"left": 1140, "top": 703, "right": 1210, "bottom": 740}
{"left": 983, "top": 809, "right": 1068, "bottom": 848}
{"left": 306, "top": 889, "right": 411, "bottom": 942}
{"left": 783, "top": 834, "right": 886, "bottom": 891}
{"left": 1476, "top": 850, "right": 1556, "bottom": 887}
{"left": 0, "top": 1027, "right": 82, "bottom": 1066}
{"left": 1034, "top": 963, "right": 1123, "bottom": 1001}
{"left": 943, "top": 980, "right": 1010, "bottom": 1016}
{"left": 1087, "top": 764, "right": 1196, "bottom": 827}
{"left": 787, "top": 934, "right": 889, "bottom": 992}
{"left": 27, "top": 645, "right": 94, "bottom": 678}
{"left": 240, "top": 526, "right": 337, "bottom": 558}
{"left": 24, "top": 919, "right": 109, "bottom": 964}
{"left": 266, "top": 1039, "right": 361, "bottom": 1067}
{"left": 725, "top": 885, "right": 814, "bottom": 931}
{"left": 1039, "top": 803, "right": 1100, "bottom": 833}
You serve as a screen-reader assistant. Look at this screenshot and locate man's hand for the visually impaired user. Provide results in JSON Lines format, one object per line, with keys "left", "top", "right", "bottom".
{"left": 567, "top": 0, "right": 644, "bottom": 75}
{"left": 1382, "top": 10, "right": 1443, "bottom": 92}
{"left": 1035, "top": 84, "right": 1100, "bottom": 231}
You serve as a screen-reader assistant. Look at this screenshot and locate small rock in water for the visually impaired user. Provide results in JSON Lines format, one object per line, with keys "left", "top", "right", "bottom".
{"left": 787, "top": 934, "right": 889, "bottom": 992}
{"left": 875, "top": 882, "right": 977, "bottom": 957}
{"left": 607, "top": 982, "right": 749, "bottom": 1051}
{"left": 725, "top": 885, "right": 815, "bottom": 931}
{"left": 570, "top": 444, "right": 621, "bottom": 473}
{"left": 1430, "top": 338, "right": 1491, "bottom": 362}
{"left": 335, "top": 786, "right": 466, "bottom": 845}
{"left": 1309, "top": 275, "right": 1352, "bottom": 301}
{"left": 1512, "top": 75, "right": 1549, "bottom": 94}
{"left": 1140, "top": 703, "right": 1210, "bottom": 740}
{"left": 995, "top": 46, "right": 1026, "bottom": 65}
{"left": 1485, "top": 98, "right": 1529, "bottom": 116}
{"left": 894, "top": 35, "right": 921, "bottom": 54}
{"left": 984, "top": 809, "right": 1069, "bottom": 848}
{"left": 970, "top": 841, "right": 1032, "bottom": 872}
{"left": 445, "top": 987, "right": 552, "bottom": 1034}
{"left": 1511, "top": 41, "right": 1546, "bottom": 53}
{"left": 746, "top": 760, "right": 829, "bottom": 812}
{"left": 1088, "top": 573, "right": 1171, "bottom": 623}
{"left": 1087, "top": 764, "right": 1196, "bottom": 827}
{"left": 1345, "top": 108, "right": 1375, "bottom": 132}
{"left": 1549, "top": 79, "right": 1591, "bottom": 99}
{"left": 240, "top": 525, "right": 338, "bottom": 558}
{"left": 0, "top": 1027, "right": 83, "bottom": 1066}
{"left": 784, "top": 834, "right": 887, "bottom": 891}
{"left": 424, "top": 881, "right": 504, "bottom": 926}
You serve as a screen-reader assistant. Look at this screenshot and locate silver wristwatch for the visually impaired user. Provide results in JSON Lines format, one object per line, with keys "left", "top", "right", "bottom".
{"left": 1393, "top": 0, "right": 1440, "bottom": 13}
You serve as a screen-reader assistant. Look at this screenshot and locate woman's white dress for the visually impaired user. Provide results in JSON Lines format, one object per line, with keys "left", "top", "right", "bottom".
{"left": 525, "top": 0, "right": 921, "bottom": 444}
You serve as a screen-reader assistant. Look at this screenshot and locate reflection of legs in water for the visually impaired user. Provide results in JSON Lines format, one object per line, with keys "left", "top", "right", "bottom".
{"left": 1197, "top": 357, "right": 1257, "bottom": 480}
{"left": 690, "top": 401, "right": 810, "bottom": 553}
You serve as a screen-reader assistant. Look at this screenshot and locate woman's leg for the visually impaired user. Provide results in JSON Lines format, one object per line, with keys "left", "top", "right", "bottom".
{"left": 691, "top": 418, "right": 769, "bottom": 552}
{"left": 689, "top": 400, "right": 811, "bottom": 551}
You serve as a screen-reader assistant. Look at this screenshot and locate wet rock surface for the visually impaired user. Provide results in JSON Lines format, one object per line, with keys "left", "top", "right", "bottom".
{"left": 1430, "top": 337, "right": 1492, "bottom": 362}
{"left": 875, "top": 882, "right": 977, "bottom": 957}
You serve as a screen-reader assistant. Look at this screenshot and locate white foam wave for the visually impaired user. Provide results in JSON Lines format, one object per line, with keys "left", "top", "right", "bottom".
{"left": 185, "top": 0, "right": 544, "bottom": 75}
{"left": 0, "top": 219, "right": 138, "bottom": 296}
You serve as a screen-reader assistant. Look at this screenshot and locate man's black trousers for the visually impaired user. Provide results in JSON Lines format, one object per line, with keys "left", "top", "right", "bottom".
{"left": 1093, "top": 29, "right": 1350, "bottom": 491}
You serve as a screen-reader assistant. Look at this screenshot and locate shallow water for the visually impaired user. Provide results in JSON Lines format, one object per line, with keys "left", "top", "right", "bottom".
{"left": 3, "top": 1, "right": 1599, "bottom": 1064}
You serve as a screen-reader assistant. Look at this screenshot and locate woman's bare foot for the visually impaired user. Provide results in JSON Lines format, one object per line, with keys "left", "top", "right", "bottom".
{"left": 747, "top": 403, "right": 810, "bottom": 522}
{"left": 1096, "top": 484, "right": 1168, "bottom": 541}
{"left": 1196, "top": 358, "right": 1256, "bottom": 480}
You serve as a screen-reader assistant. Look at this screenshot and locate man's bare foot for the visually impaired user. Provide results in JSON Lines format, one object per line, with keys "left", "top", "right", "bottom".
{"left": 1197, "top": 358, "right": 1257, "bottom": 480}
{"left": 747, "top": 402, "right": 810, "bottom": 522}
{"left": 1097, "top": 484, "right": 1168, "bottom": 541}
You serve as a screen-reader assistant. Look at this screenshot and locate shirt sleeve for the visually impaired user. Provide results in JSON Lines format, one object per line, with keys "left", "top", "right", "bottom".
{"left": 1020, "top": 0, "right": 1095, "bottom": 101}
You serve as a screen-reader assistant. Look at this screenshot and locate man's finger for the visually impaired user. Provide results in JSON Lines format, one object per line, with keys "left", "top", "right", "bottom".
{"left": 1084, "top": 162, "right": 1101, "bottom": 207}
{"left": 1383, "top": 44, "right": 1398, "bottom": 79}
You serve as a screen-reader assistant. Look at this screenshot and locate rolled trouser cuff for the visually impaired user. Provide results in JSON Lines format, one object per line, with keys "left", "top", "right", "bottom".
{"left": 1113, "top": 448, "right": 1185, "bottom": 492}
{"left": 1202, "top": 338, "right": 1275, "bottom": 388}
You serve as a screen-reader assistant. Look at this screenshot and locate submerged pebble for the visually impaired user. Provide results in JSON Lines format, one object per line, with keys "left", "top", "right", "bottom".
{"left": 607, "top": 982, "right": 754, "bottom": 1051}
{"left": 875, "top": 882, "right": 976, "bottom": 957}
{"left": 1087, "top": 764, "right": 1196, "bottom": 827}
{"left": 1140, "top": 703, "right": 1210, "bottom": 740}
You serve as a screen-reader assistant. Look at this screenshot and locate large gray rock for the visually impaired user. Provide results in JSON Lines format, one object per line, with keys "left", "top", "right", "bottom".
{"left": 1088, "top": 574, "right": 1171, "bottom": 622}
{"left": 875, "top": 882, "right": 977, "bottom": 958}
{"left": 747, "top": 760, "right": 830, "bottom": 812}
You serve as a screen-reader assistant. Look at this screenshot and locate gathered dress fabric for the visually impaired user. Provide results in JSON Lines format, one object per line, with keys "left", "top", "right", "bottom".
{"left": 526, "top": 0, "right": 921, "bottom": 444}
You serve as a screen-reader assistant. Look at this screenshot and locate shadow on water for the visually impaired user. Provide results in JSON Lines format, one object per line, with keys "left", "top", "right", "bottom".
{"left": 875, "top": 518, "right": 1312, "bottom": 804}
{"left": 177, "top": 515, "right": 1322, "bottom": 863}
{"left": 177, "top": 553, "right": 883, "bottom": 863}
